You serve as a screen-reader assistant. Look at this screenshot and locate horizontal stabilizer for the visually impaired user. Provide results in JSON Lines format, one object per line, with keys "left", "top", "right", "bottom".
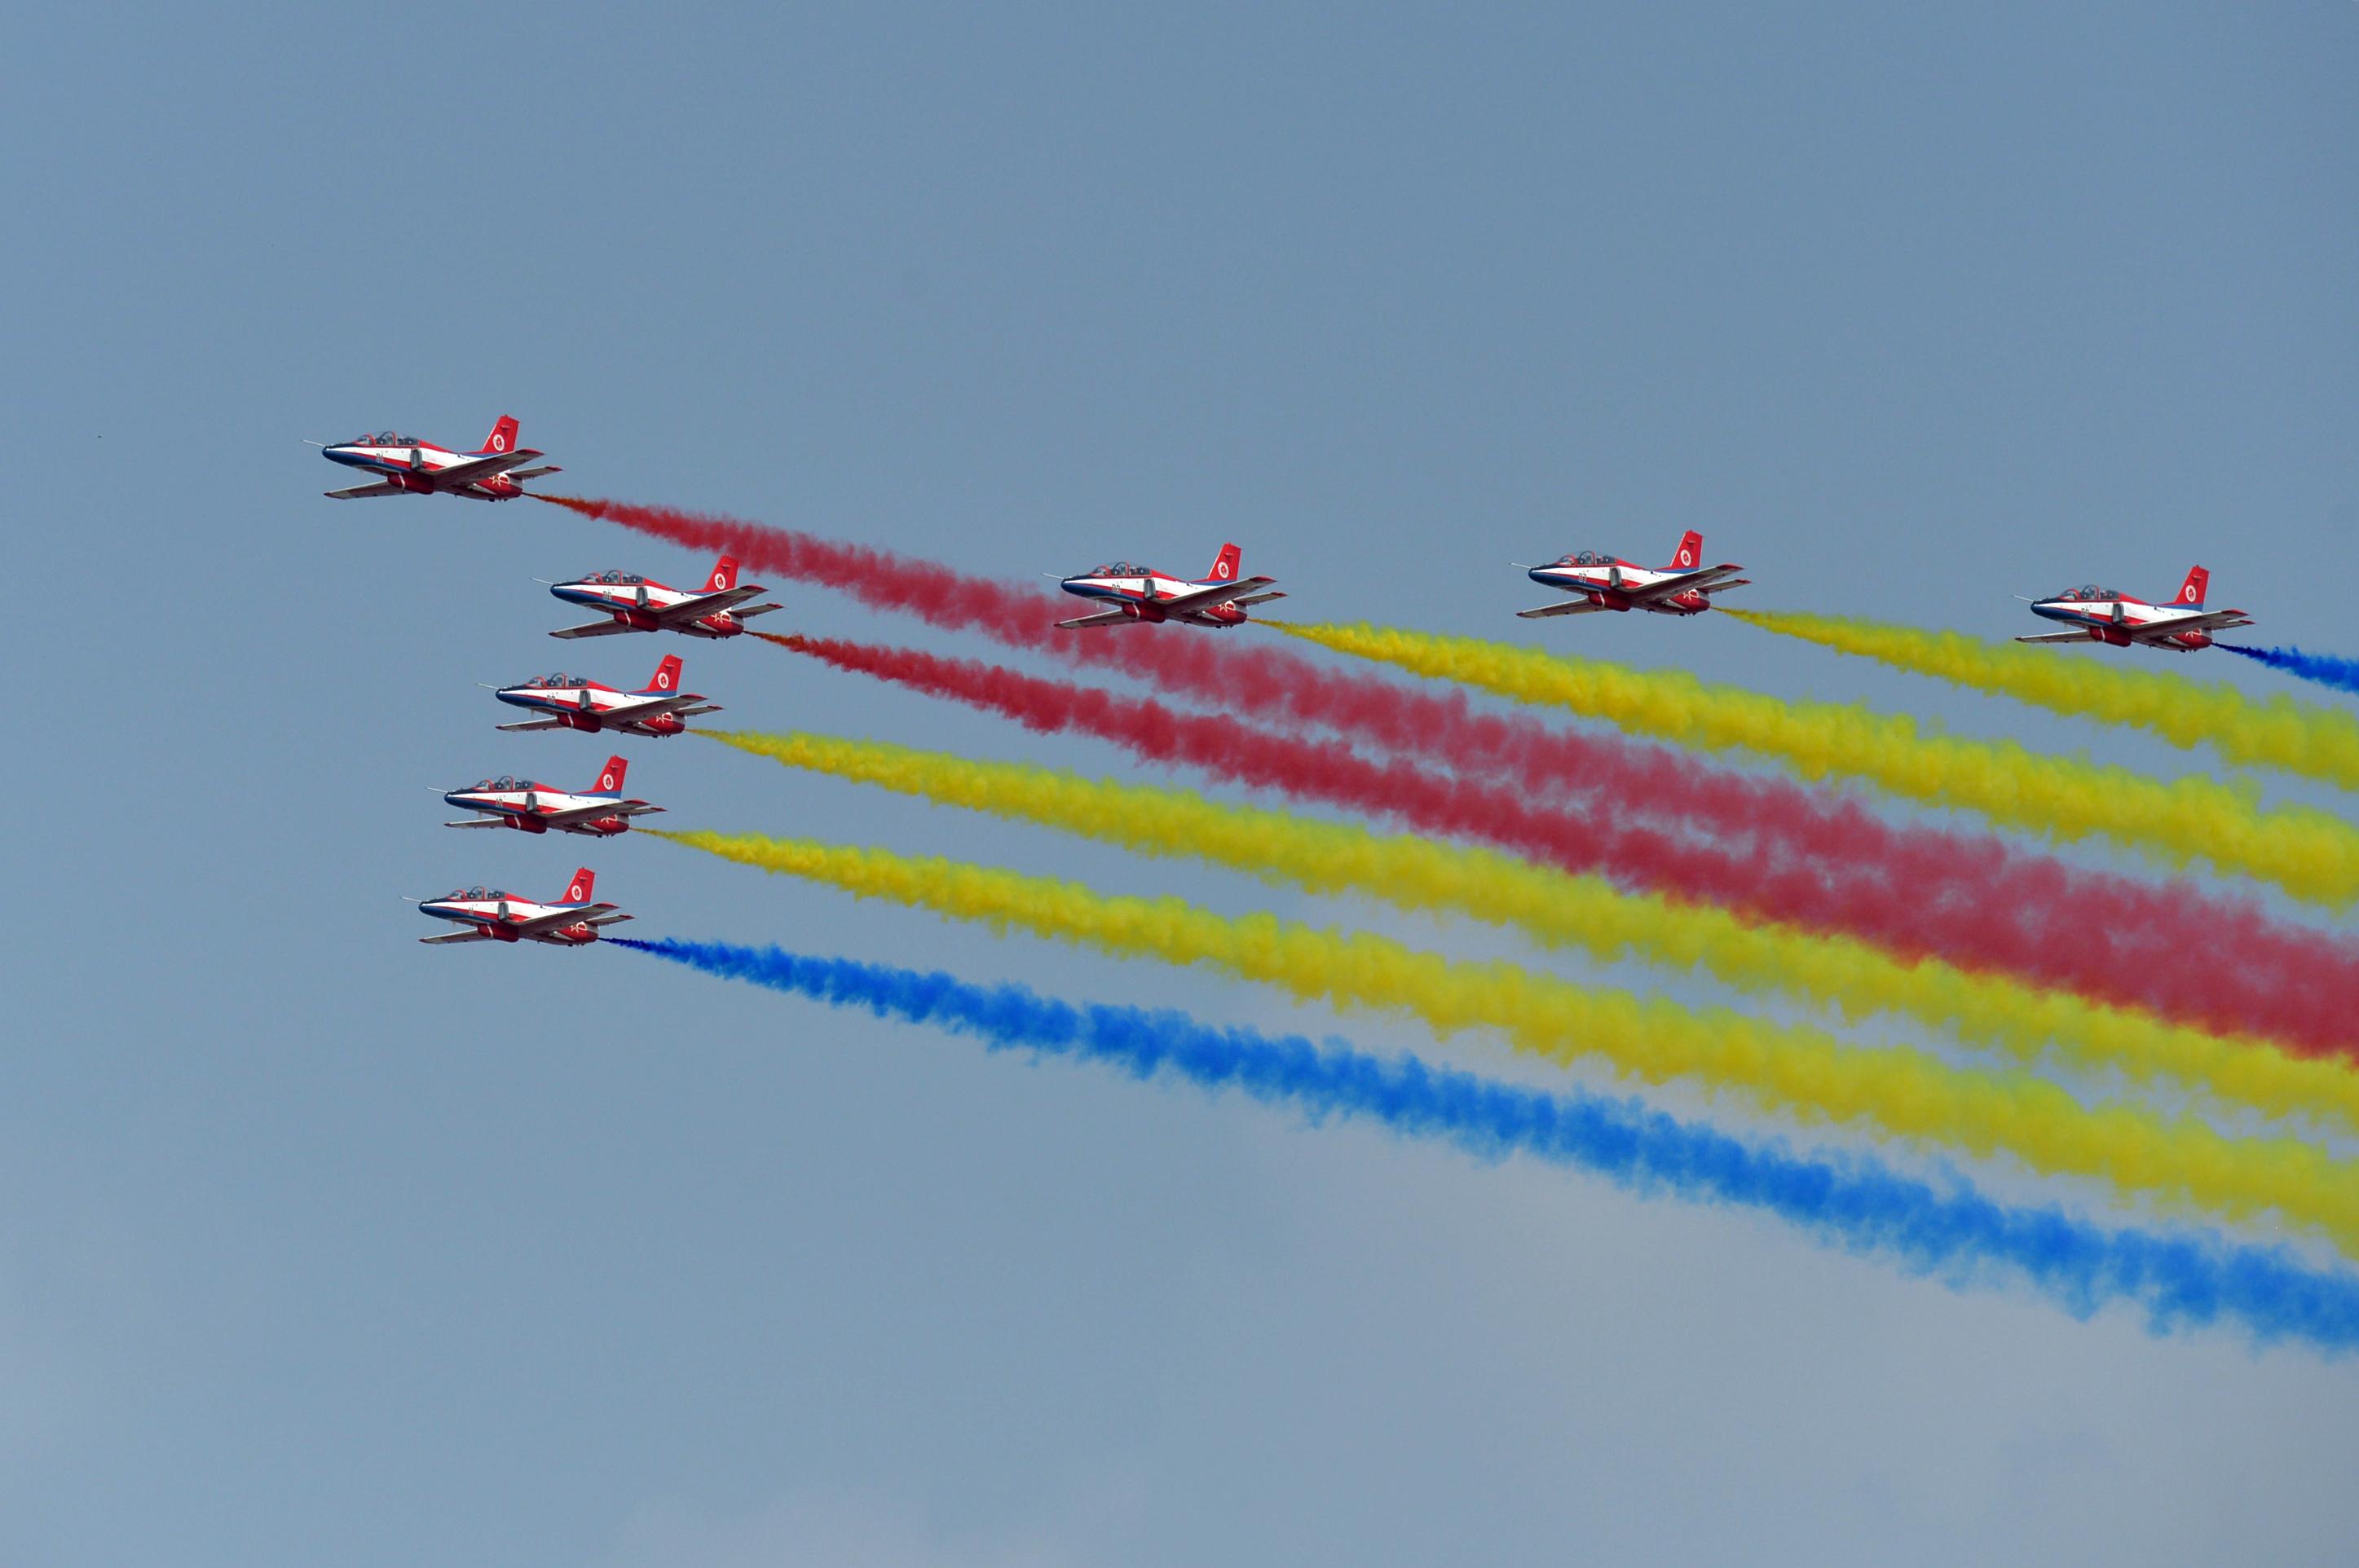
{"left": 734, "top": 602, "right": 783, "bottom": 619}
{"left": 1228, "top": 590, "right": 1287, "bottom": 609}
{"left": 507, "top": 465, "right": 562, "bottom": 480}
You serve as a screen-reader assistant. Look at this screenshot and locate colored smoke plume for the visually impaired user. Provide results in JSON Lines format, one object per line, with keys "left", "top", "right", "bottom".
{"left": 711, "top": 727, "right": 2359, "bottom": 1138}
{"left": 2222, "top": 644, "right": 2359, "bottom": 699}
{"left": 755, "top": 630, "right": 2359, "bottom": 1060}
{"left": 1268, "top": 619, "right": 2359, "bottom": 908}
{"left": 1726, "top": 609, "right": 2359, "bottom": 792}
{"left": 648, "top": 830, "right": 2359, "bottom": 1257}
{"left": 614, "top": 935, "right": 2359, "bottom": 1348}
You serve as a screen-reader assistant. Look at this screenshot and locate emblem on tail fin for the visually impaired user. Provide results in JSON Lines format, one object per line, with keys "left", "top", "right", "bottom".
{"left": 563, "top": 868, "right": 596, "bottom": 903}
{"left": 1208, "top": 542, "right": 1241, "bottom": 583}
{"left": 483, "top": 415, "right": 520, "bottom": 455}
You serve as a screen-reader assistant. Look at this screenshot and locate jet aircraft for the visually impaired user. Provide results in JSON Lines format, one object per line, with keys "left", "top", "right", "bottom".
{"left": 414, "top": 867, "right": 628, "bottom": 946}
{"left": 1516, "top": 531, "right": 1749, "bottom": 619}
{"left": 2016, "top": 566, "right": 2252, "bottom": 651}
{"left": 543, "top": 555, "right": 781, "bottom": 640}
{"left": 443, "top": 755, "right": 663, "bottom": 837}
{"left": 319, "top": 415, "right": 558, "bottom": 501}
{"left": 489, "top": 654, "right": 720, "bottom": 737}
{"left": 1054, "top": 544, "right": 1282, "bottom": 628}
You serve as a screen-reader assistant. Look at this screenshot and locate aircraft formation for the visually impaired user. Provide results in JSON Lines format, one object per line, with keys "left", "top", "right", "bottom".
{"left": 354, "top": 417, "right": 2264, "bottom": 949}
{"left": 324, "top": 413, "right": 2359, "bottom": 1354}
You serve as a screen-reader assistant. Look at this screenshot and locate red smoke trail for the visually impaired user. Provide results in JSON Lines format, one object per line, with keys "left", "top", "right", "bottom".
{"left": 754, "top": 629, "right": 2359, "bottom": 1060}
{"left": 538, "top": 497, "right": 2359, "bottom": 1052}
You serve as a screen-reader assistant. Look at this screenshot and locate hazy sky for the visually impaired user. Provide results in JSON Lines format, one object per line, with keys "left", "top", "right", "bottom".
{"left": 7, "top": 2, "right": 2357, "bottom": 1563}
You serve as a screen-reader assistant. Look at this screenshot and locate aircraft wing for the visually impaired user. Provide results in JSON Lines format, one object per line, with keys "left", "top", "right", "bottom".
{"left": 1229, "top": 591, "right": 1287, "bottom": 608}
{"left": 1699, "top": 578, "right": 1752, "bottom": 597}
{"left": 604, "top": 694, "right": 706, "bottom": 721}
{"left": 430, "top": 449, "right": 544, "bottom": 487}
{"left": 660, "top": 585, "right": 771, "bottom": 621}
{"left": 495, "top": 716, "right": 571, "bottom": 732}
{"left": 443, "top": 817, "right": 508, "bottom": 829}
{"left": 507, "top": 465, "right": 562, "bottom": 481}
{"left": 1153, "top": 576, "right": 1279, "bottom": 615}
{"left": 325, "top": 481, "right": 408, "bottom": 500}
{"left": 420, "top": 927, "right": 495, "bottom": 945}
{"left": 2014, "top": 630, "right": 2097, "bottom": 645}
{"left": 2132, "top": 610, "right": 2254, "bottom": 641}
{"left": 540, "top": 799, "right": 663, "bottom": 826}
{"left": 549, "top": 619, "right": 642, "bottom": 640}
{"left": 1624, "top": 564, "right": 1747, "bottom": 604}
{"left": 509, "top": 901, "right": 620, "bottom": 938}
{"left": 1517, "top": 598, "right": 1611, "bottom": 619}
{"left": 1056, "top": 609, "right": 1136, "bottom": 629}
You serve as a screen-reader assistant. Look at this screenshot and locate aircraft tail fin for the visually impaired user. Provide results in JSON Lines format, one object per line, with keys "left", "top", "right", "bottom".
{"left": 2173, "top": 565, "right": 2210, "bottom": 609}
{"left": 480, "top": 415, "right": 521, "bottom": 456}
{"left": 1669, "top": 530, "right": 1704, "bottom": 571}
{"left": 646, "top": 653, "right": 683, "bottom": 694}
{"left": 705, "top": 555, "right": 740, "bottom": 592}
{"left": 562, "top": 867, "right": 596, "bottom": 905}
{"left": 1206, "top": 542, "right": 1241, "bottom": 584}
{"left": 589, "top": 755, "right": 628, "bottom": 795}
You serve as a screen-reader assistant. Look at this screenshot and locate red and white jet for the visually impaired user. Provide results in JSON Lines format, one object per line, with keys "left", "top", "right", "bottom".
{"left": 1055, "top": 543, "right": 1283, "bottom": 629}
{"left": 1516, "top": 531, "right": 1749, "bottom": 619}
{"left": 442, "top": 755, "right": 664, "bottom": 837}
{"left": 319, "top": 415, "right": 559, "bottom": 501}
{"left": 414, "top": 866, "right": 629, "bottom": 946}
{"left": 542, "top": 555, "right": 782, "bottom": 641}
{"left": 2017, "top": 566, "right": 2254, "bottom": 652}
{"left": 489, "top": 654, "right": 720, "bottom": 738}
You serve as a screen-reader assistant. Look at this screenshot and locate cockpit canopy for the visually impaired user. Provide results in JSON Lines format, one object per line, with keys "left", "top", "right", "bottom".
{"left": 520, "top": 672, "right": 589, "bottom": 689}
{"left": 1084, "top": 561, "right": 1153, "bottom": 578}
{"left": 472, "top": 776, "right": 545, "bottom": 792}
{"left": 446, "top": 886, "right": 516, "bottom": 901}
{"left": 582, "top": 570, "right": 646, "bottom": 585}
{"left": 355, "top": 430, "right": 420, "bottom": 446}
{"left": 2051, "top": 585, "right": 2126, "bottom": 603}
{"left": 1551, "top": 550, "right": 1619, "bottom": 568}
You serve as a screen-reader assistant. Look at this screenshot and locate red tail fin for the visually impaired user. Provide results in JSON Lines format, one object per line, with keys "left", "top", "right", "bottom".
{"left": 705, "top": 555, "right": 739, "bottom": 593}
{"left": 2173, "top": 565, "right": 2210, "bottom": 609}
{"left": 481, "top": 415, "right": 520, "bottom": 456}
{"left": 646, "top": 654, "right": 683, "bottom": 694}
{"left": 562, "top": 867, "right": 596, "bottom": 904}
{"left": 590, "top": 755, "right": 628, "bottom": 795}
{"left": 1206, "top": 542, "right": 1241, "bottom": 584}
{"left": 1669, "top": 531, "right": 1704, "bottom": 571}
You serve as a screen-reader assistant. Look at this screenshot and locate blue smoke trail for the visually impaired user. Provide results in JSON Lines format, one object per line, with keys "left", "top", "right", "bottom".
{"left": 2220, "top": 643, "right": 2359, "bottom": 697}
{"left": 614, "top": 936, "right": 2359, "bottom": 1350}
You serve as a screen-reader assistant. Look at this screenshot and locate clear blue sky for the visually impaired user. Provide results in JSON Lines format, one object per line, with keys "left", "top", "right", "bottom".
{"left": 6, "top": 3, "right": 2357, "bottom": 1563}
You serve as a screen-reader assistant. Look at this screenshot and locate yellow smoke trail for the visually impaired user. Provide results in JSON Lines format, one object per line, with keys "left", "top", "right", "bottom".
{"left": 649, "top": 828, "right": 2359, "bottom": 1257}
{"left": 1723, "top": 608, "right": 2359, "bottom": 793}
{"left": 708, "top": 728, "right": 2359, "bottom": 1139}
{"left": 1264, "top": 619, "right": 2359, "bottom": 909}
